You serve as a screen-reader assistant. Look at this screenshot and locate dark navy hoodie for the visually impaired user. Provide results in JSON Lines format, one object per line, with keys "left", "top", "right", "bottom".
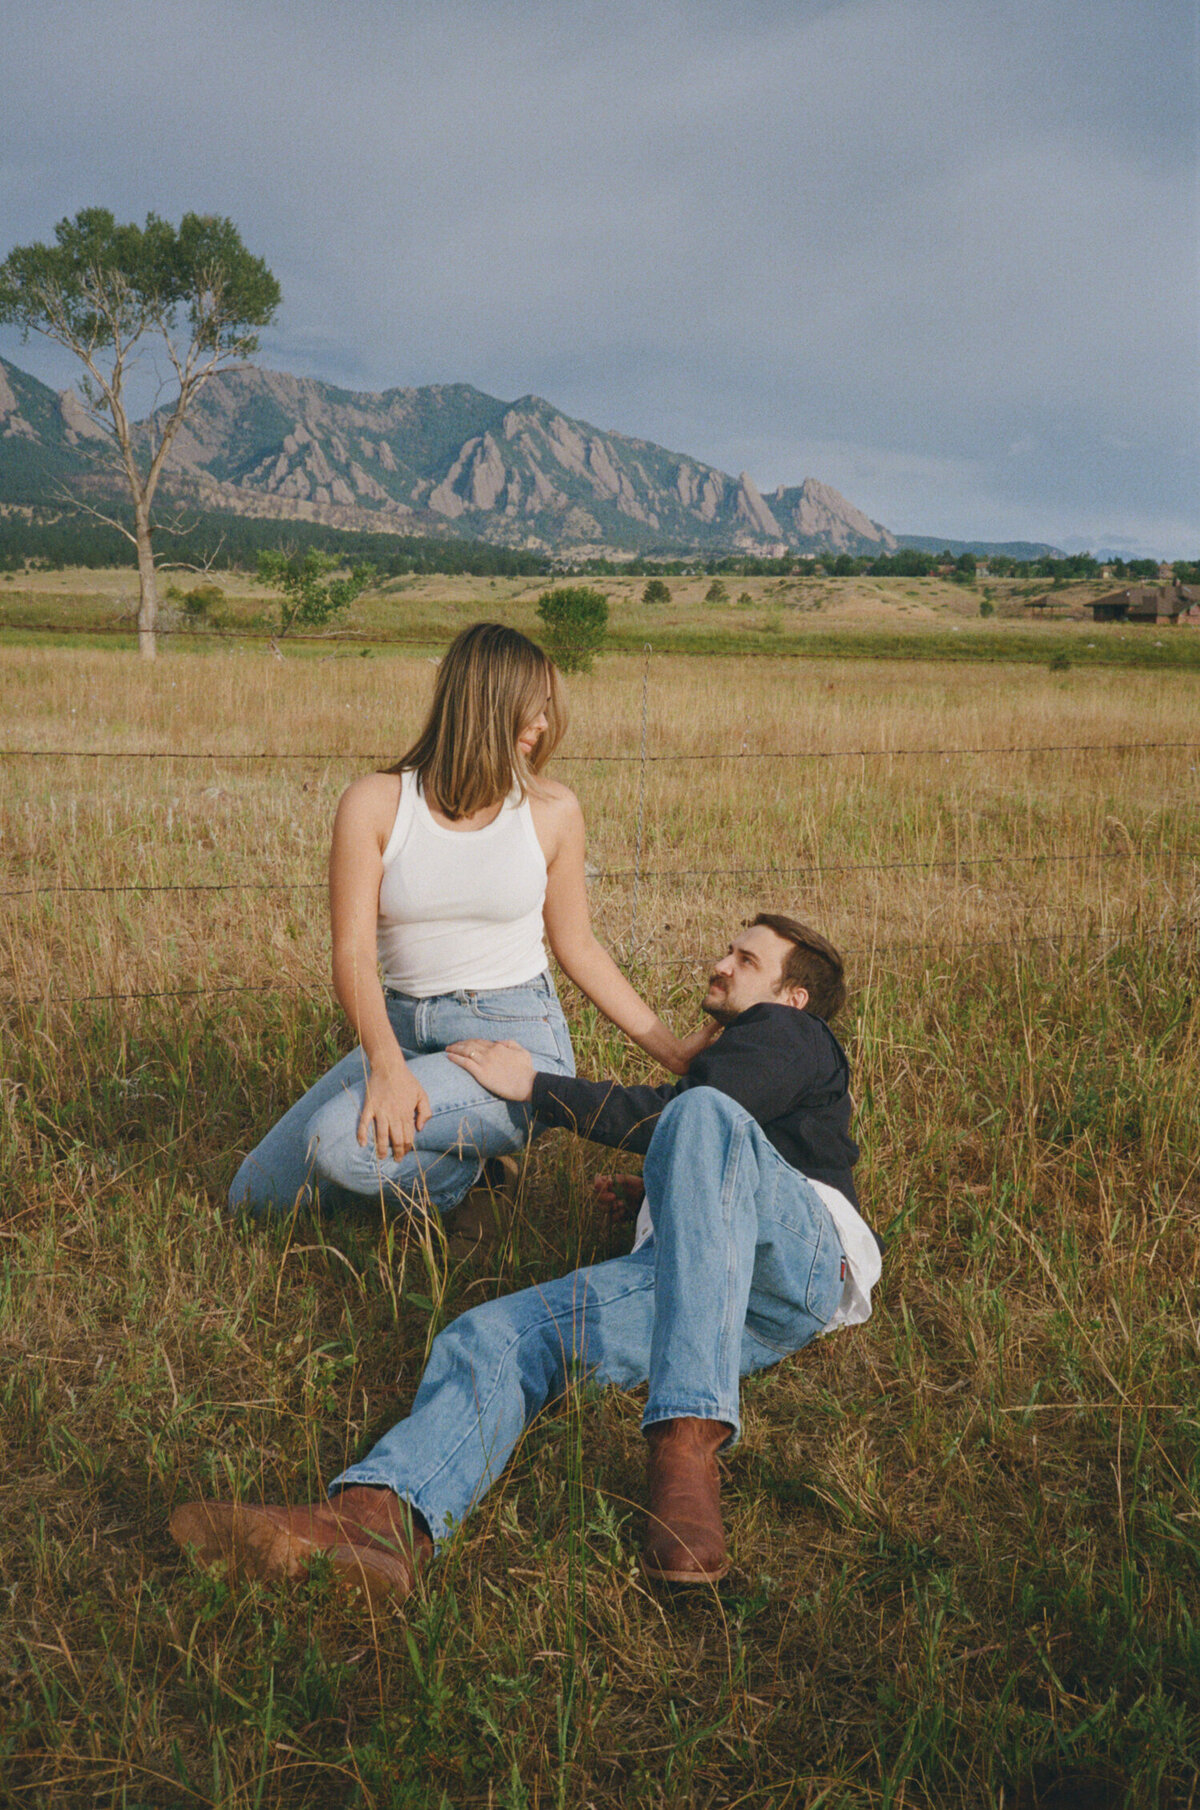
{"left": 530, "top": 1001, "right": 865, "bottom": 1222}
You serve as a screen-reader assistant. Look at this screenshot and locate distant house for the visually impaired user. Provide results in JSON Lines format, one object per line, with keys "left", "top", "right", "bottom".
{"left": 1090, "top": 581, "right": 1200, "bottom": 624}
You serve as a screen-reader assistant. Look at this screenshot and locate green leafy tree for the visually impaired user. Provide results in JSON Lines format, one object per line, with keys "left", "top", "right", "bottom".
{"left": 0, "top": 209, "right": 280, "bottom": 657}
{"left": 642, "top": 578, "right": 670, "bottom": 605}
{"left": 704, "top": 579, "right": 729, "bottom": 604}
{"left": 534, "top": 585, "right": 609, "bottom": 674}
{"left": 256, "top": 549, "right": 375, "bottom": 638}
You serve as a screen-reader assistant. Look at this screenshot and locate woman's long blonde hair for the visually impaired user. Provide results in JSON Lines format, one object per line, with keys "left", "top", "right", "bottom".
{"left": 390, "top": 622, "right": 567, "bottom": 819}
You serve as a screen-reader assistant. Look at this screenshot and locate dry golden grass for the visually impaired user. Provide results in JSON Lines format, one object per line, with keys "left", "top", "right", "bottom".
{"left": 1, "top": 641, "right": 1198, "bottom": 1808}
{"left": 4, "top": 647, "right": 1197, "bottom": 1001}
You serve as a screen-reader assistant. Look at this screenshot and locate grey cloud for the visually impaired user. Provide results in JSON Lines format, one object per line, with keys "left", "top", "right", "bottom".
{"left": 2, "top": 0, "right": 1195, "bottom": 551}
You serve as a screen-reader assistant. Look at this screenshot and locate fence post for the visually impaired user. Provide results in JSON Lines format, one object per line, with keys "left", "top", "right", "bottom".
{"left": 629, "top": 643, "right": 651, "bottom": 948}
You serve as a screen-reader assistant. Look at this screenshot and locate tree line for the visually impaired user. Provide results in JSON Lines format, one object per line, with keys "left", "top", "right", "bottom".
{"left": 0, "top": 507, "right": 555, "bottom": 578}
{"left": 576, "top": 550, "right": 1183, "bottom": 582}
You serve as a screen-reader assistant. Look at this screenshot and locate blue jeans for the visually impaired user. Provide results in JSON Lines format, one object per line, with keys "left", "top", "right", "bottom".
{"left": 228, "top": 973, "right": 575, "bottom": 1217}
{"left": 331, "top": 1087, "right": 846, "bottom": 1543}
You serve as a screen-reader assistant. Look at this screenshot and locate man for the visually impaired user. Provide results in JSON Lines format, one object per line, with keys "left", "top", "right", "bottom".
{"left": 171, "top": 914, "right": 881, "bottom": 1602}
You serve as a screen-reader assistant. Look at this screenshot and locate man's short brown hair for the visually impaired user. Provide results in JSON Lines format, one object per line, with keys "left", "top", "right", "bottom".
{"left": 751, "top": 914, "right": 847, "bottom": 1020}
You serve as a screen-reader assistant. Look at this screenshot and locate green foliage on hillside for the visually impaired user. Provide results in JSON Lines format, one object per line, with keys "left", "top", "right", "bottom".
{"left": 0, "top": 362, "right": 114, "bottom": 504}
{"left": 0, "top": 507, "right": 555, "bottom": 576}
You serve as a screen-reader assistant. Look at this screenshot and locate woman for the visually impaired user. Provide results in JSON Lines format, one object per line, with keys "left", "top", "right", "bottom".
{"left": 229, "top": 621, "right": 706, "bottom": 1219}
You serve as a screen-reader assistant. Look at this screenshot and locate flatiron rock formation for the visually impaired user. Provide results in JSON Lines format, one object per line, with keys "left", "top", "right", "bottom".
{"left": 0, "top": 354, "right": 899, "bottom": 557}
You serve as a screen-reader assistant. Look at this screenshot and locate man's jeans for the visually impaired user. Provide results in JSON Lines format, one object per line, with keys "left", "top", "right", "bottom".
{"left": 331, "top": 1087, "right": 846, "bottom": 1543}
{"left": 227, "top": 974, "right": 575, "bottom": 1217}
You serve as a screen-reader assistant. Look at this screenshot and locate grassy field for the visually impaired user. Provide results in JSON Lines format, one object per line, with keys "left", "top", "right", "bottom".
{"left": 1, "top": 639, "right": 1198, "bottom": 1807}
{"left": 4, "top": 565, "right": 1200, "bottom": 670}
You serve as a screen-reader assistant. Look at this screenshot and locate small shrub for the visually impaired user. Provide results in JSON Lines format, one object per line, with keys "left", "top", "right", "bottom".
{"left": 534, "top": 585, "right": 609, "bottom": 674}
{"left": 979, "top": 599, "right": 995, "bottom": 618}
{"left": 1049, "top": 649, "right": 1071, "bottom": 672}
{"left": 704, "top": 580, "right": 729, "bottom": 605}
{"left": 738, "top": 591, "right": 754, "bottom": 607}
{"left": 642, "top": 578, "right": 670, "bottom": 605}
{"left": 182, "top": 581, "right": 224, "bottom": 622}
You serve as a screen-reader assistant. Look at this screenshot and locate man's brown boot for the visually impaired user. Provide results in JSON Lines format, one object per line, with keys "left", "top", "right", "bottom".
{"left": 642, "top": 1417, "right": 731, "bottom": 1584}
{"left": 170, "top": 1485, "right": 433, "bottom": 1609}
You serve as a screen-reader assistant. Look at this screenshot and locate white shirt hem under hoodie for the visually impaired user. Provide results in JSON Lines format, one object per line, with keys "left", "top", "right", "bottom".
{"left": 631, "top": 1177, "right": 881, "bottom": 1333}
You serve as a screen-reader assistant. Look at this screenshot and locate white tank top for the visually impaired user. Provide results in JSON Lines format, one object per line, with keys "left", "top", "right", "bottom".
{"left": 376, "top": 769, "right": 549, "bottom": 996}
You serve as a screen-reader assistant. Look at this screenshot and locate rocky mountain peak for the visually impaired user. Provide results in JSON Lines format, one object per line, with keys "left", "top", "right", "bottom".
{"left": 0, "top": 353, "right": 902, "bottom": 557}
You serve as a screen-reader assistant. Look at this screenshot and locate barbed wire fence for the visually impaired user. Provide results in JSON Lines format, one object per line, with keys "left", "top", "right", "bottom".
{"left": 3, "top": 730, "right": 1198, "bottom": 1011}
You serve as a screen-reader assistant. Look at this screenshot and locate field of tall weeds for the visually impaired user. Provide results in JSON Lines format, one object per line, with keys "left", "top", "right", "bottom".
{"left": 1, "top": 642, "right": 1198, "bottom": 1807}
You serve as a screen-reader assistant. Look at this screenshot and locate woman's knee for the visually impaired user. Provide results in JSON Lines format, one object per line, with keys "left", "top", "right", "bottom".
{"left": 306, "top": 1091, "right": 366, "bottom": 1188}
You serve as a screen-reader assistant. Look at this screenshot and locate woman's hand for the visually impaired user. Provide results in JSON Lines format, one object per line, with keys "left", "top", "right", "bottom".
{"left": 658, "top": 1020, "right": 723, "bottom": 1071}
{"left": 667, "top": 1019, "right": 723, "bottom": 1073}
{"left": 357, "top": 1061, "right": 432, "bottom": 1160}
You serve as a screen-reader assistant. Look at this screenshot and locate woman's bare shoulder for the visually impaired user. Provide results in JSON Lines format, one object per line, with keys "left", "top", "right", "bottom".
{"left": 529, "top": 776, "right": 583, "bottom": 824}
{"left": 336, "top": 770, "right": 403, "bottom": 832}
{"left": 529, "top": 777, "right": 584, "bottom": 864}
{"left": 530, "top": 773, "right": 580, "bottom": 808}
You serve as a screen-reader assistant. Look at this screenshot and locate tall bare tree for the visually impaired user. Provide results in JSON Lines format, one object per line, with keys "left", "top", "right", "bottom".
{"left": 0, "top": 210, "right": 280, "bottom": 657}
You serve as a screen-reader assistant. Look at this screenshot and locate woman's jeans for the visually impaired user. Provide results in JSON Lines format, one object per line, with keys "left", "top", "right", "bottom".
{"left": 228, "top": 972, "right": 575, "bottom": 1218}
{"left": 330, "top": 1087, "right": 847, "bottom": 1544}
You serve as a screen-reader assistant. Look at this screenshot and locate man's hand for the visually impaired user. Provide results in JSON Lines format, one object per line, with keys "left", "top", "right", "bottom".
{"left": 592, "top": 1173, "right": 644, "bottom": 1229}
{"left": 446, "top": 1038, "right": 535, "bottom": 1102}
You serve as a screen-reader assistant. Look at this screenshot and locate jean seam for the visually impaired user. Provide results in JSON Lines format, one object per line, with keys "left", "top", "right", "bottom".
{"left": 715, "top": 1111, "right": 753, "bottom": 1404}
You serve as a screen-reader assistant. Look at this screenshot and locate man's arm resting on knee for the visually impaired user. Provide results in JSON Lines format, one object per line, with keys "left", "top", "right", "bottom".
{"left": 529, "top": 1007, "right": 846, "bottom": 1147}
{"left": 449, "top": 1004, "right": 846, "bottom": 1155}
{"left": 447, "top": 1037, "right": 678, "bottom": 1153}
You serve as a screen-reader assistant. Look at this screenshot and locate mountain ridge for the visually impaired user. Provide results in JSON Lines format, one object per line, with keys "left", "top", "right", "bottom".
{"left": 0, "top": 354, "right": 1062, "bottom": 561}
{"left": 0, "top": 356, "right": 901, "bottom": 557}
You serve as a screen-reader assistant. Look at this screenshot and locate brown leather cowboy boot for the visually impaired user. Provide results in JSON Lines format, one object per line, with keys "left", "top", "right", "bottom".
{"left": 642, "top": 1417, "right": 731, "bottom": 1584}
{"left": 170, "top": 1485, "right": 433, "bottom": 1609}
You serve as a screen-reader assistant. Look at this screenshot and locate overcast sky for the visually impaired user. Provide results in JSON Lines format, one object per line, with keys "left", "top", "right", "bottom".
{"left": 3, "top": 0, "right": 1197, "bottom": 553}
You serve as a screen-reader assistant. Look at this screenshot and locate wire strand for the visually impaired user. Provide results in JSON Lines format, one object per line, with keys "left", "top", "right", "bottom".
{"left": 1, "top": 739, "right": 1196, "bottom": 764}
{"left": 3, "top": 842, "right": 1189, "bottom": 901}
{"left": 5, "top": 923, "right": 1192, "bottom": 1010}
